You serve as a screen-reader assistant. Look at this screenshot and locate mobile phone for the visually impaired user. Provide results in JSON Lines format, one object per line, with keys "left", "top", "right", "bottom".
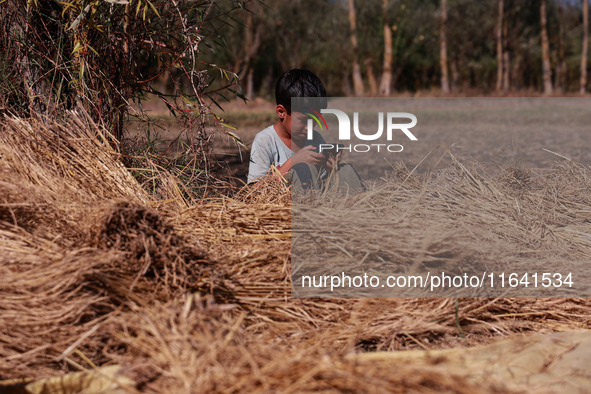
{"left": 322, "top": 143, "right": 344, "bottom": 158}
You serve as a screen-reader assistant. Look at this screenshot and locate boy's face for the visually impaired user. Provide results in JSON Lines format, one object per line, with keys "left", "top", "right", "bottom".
{"left": 288, "top": 112, "right": 310, "bottom": 141}
{"left": 276, "top": 105, "right": 310, "bottom": 142}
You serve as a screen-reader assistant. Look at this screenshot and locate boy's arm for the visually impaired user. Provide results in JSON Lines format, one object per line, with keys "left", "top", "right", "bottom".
{"left": 248, "top": 133, "right": 275, "bottom": 183}
{"left": 276, "top": 158, "right": 292, "bottom": 176}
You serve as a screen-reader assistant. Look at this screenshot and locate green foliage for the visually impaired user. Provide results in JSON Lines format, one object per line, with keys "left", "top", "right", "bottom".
{"left": 1, "top": 0, "right": 250, "bottom": 135}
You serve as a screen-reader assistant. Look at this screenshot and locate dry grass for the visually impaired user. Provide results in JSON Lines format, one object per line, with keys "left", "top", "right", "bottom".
{"left": 1, "top": 114, "right": 590, "bottom": 392}
{"left": 291, "top": 158, "right": 591, "bottom": 298}
{"left": 0, "top": 114, "right": 216, "bottom": 377}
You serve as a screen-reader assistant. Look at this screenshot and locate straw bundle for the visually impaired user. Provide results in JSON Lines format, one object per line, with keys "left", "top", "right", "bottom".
{"left": 1, "top": 114, "right": 591, "bottom": 392}
{"left": 0, "top": 115, "right": 214, "bottom": 377}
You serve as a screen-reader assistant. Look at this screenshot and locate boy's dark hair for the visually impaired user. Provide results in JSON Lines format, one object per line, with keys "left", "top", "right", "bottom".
{"left": 275, "top": 69, "right": 327, "bottom": 114}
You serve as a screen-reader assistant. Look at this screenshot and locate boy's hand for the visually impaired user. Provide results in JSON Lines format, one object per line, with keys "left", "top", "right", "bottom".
{"left": 325, "top": 151, "right": 342, "bottom": 170}
{"left": 292, "top": 145, "right": 324, "bottom": 166}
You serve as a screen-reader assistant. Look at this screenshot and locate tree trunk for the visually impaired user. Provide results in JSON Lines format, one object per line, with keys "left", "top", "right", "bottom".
{"left": 348, "top": 0, "right": 364, "bottom": 96}
{"left": 581, "top": 0, "right": 589, "bottom": 93}
{"left": 343, "top": 72, "right": 352, "bottom": 97}
{"left": 440, "top": 0, "right": 450, "bottom": 94}
{"left": 365, "top": 60, "right": 378, "bottom": 95}
{"left": 540, "top": 0, "right": 553, "bottom": 95}
{"left": 379, "top": 0, "right": 393, "bottom": 96}
{"left": 496, "top": 0, "right": 504, "bottom": 92}
{"left": 239, "top": 12, "right": 261, "bottom": 99}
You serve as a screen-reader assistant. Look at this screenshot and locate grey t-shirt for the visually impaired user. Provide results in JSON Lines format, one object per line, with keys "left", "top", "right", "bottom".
{"left": 247, "top": 125, "right": 325, "bottom": 183}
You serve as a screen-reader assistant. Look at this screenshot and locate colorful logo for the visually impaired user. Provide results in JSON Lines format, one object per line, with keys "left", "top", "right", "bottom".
{"left": 304, "top": 107, "right": 328, "bottom": 132}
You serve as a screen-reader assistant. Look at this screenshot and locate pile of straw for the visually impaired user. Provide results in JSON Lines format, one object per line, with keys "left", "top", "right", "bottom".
{"left": 1, "top": 114, "right": 590, "bottom": 392}
{"left": 0, "top": 115, "right": 215, "bottom": 377}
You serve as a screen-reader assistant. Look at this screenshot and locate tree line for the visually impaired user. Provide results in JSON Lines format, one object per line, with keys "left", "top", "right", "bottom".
{"left": 210, "top": 0, "right": 591, "bottom": 97}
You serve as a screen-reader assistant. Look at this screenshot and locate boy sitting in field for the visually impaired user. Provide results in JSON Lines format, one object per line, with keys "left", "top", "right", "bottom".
{"left": 247, "top": 69, "right": 364, "bottom": 193}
